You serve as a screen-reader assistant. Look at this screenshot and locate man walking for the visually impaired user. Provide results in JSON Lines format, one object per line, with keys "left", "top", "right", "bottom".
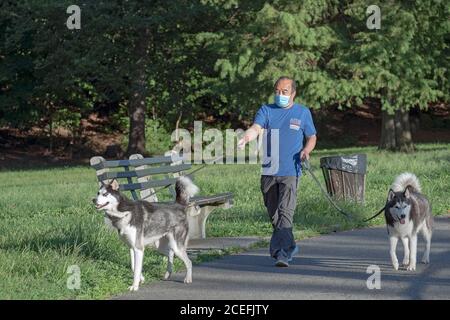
{"left": 238, "top": 76, "right": 317, "bottom": 267}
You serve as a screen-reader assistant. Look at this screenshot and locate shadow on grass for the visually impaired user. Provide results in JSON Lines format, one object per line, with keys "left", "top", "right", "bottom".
{"left": 1, "top": 231, "right": 122, "bottom": 264}
{"left": 1, "top": 221, "right": 175, "bottom": 279}
{"left": 0, "top": 156, "right": 91, "bottom": 172}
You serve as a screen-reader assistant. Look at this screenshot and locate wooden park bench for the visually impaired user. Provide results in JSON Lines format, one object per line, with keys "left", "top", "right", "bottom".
{"left": 90, "top": 154, "right": 233, "bottom": 239}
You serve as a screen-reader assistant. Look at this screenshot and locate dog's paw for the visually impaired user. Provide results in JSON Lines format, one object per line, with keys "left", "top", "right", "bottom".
{"left": 402, "top": 259, "right": 409, "bottom": 267}
{"left": 184, "top": 277, "right": 192, "bottom": 284}
{"left": 393, "top": 262, "right": 399, "bottom": 270}
{"left": 128, "top": 285, "right": 140, "bottom": 291}
{"left": 164, "top": 271, "right": 171, "bottom": 280}
{"left": 140, "top": 275, "right": 145, "bottom": 284}
{"left": 406, "top": 264, "right": 416, "bottom": 271}
{"left": 421, "top": 257, "right": 430, "bottom": 264}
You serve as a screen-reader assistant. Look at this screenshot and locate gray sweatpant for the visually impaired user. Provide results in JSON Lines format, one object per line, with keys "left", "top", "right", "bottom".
{"left": 260, "top": 175, "right": 299, "bottom": 259}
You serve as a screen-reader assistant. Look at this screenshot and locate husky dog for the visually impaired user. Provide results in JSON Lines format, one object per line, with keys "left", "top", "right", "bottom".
{"left": 92, "top": 176, "right": 199, "bottom": 291}
{"left": 384, "top": 172, "right": 433, "bottom": 271}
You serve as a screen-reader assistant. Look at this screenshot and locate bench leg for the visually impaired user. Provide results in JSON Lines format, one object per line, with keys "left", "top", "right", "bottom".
{"left": 187, "top": 206, "right": 214, "bottom": 240}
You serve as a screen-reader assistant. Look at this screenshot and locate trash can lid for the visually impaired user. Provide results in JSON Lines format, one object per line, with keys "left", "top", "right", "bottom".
{"left": 320, "top": 154, "right": 367, "bottom": 174}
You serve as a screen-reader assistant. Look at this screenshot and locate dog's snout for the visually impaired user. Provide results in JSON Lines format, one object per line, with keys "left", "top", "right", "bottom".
{"left": 400, "top": 214, "right": 406, "bottom": 219}
{"left": 92, "top": 198, "right": 97, "bottom": 204}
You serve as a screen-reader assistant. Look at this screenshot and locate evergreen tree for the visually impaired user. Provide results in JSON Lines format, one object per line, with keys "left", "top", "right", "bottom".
{"left": 208, "top": 0, "right": 449, "bottom": 151}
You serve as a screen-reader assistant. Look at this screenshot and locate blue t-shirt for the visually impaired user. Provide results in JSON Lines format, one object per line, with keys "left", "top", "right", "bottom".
{"left": 254, "top": 103, "right": 316, "bottom": 177}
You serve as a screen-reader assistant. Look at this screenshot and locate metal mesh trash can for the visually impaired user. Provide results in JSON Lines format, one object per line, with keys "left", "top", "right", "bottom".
{"left": 320, "top": 154, "right": 367, "bottom": 203}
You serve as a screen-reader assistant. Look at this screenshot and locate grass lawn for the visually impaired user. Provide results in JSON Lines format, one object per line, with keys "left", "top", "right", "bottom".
{"left": 0, "top": 144, "right": 449, "bottom": 299}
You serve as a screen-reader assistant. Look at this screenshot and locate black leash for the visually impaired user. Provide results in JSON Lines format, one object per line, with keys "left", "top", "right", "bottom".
{"left": 302, "top": 159, "right": 385, "bottom": 223}
{"left": 363, "top": 204, "right": 386, "bottom": 222}
{"left": 302, "top": 159, "right": 353, "bottom": 220}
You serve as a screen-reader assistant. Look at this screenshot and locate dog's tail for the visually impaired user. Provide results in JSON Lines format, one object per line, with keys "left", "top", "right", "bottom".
{"left": 175, "top": 176, "right": 199, "bottom": 205}
{"left": 391, "top": 172, "right": 421, "bottom": 193}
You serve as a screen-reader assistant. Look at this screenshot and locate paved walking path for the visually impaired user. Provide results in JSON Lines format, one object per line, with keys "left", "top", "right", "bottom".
{"left": 116, "top": 216, "right": 450, "bottom": 300}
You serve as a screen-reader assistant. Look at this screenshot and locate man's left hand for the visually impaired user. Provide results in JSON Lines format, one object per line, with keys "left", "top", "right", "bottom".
{"left": 300, "top": 150, "right": 310, "bottom": 161}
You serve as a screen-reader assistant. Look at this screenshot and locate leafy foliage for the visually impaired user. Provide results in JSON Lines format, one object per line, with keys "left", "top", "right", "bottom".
{"left": 0, "top": 1, "right": 448, "bottom": 149}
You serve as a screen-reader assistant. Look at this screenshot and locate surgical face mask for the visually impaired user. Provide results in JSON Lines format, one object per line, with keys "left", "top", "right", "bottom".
{"left": 275, "top": 94, "right": 290, "bottom": 108}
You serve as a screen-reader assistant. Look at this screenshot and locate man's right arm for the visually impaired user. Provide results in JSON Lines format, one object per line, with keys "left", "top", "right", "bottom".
{"left": 238, "top": 123, "right": 262, "bottom": 150}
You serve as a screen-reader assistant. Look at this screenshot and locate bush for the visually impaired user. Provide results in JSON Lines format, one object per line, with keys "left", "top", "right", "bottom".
{"left": 121, "top": 119, "right": 174, "bottom": 156}
{"left": 145, "top": 119, "right": 174, "bottom": 155}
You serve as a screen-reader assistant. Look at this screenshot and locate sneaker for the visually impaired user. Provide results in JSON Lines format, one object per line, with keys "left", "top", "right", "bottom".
{"left": 288, "top": 245, "right": 299, "bottom": 262}
{"left": 275, "top": 255, "right": 289, "bottom": 267}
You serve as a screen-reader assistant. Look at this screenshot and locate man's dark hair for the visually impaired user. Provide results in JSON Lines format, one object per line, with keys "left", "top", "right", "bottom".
{"left": 274, "top": 76, "right": 296, "bottom": 93}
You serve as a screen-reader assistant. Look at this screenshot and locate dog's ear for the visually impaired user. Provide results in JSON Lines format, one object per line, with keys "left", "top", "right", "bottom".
{"left": 404, "top": 186, "right": 411, "bottom": 199}
{"left": 388, "top": 189, "right": 395, "bottom": 202}
{"left": 110, "top": 179, "right": 120, "bottom": 191}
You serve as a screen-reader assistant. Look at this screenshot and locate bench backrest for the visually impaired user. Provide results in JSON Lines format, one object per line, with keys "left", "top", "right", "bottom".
{"left": 90, "top": 154, "right": 191, "bottom": 202}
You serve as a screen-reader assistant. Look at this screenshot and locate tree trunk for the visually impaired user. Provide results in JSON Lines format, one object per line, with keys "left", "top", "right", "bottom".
{"left": 126, "top": 29, "right": 151, "bottom": 156}
{"left": 379, "top": 109, "right": 415, "bottom": 152}
{"left": 394, "top": 109, "right": 414, "bottom": 152}
{"left": 48, "top": 117, "right": 53, "bottom": 154}
{"left": 379, "top": 111, "right": 396, "bottom": 150}
{"left": 126, "top": 82, "right": 147, "bottom": 156}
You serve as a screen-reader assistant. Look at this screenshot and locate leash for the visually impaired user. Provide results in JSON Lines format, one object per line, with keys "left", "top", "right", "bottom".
{"left": 302, "top": 159, "right": 353, "bottom": 220}
{"left": 362, "top": 205, "right": 386, "bottom": 222}
{"left": 302, "top": 159, "right": 385, "bottom": 222}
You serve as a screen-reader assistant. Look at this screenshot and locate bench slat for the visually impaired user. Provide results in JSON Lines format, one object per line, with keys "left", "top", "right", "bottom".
{"left": 190, "top": 193, "right": 233, "bottom": 206}
{"left": 119, "top": 177, "right": 179, "bottom": 191}
{"left": 97, "top": 164, "right": 192, "bottom": 181}
{"left": 137, "top": 193, "right": 233, "bottom": 206}
{"left": 91, "top": 156, "right": 183, "bottom": 170}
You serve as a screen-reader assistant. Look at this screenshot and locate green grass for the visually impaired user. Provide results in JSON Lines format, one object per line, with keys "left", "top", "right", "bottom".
{"left": 0, "top": 144, "right": 449, "bottom": 299}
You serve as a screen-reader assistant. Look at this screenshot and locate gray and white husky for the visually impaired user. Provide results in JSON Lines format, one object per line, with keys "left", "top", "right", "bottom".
{"left": 384, "top": 172, "right": 433, "bottom": 271}
{"left": 92, "top": 176, "right": 199, "bottom": 291}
